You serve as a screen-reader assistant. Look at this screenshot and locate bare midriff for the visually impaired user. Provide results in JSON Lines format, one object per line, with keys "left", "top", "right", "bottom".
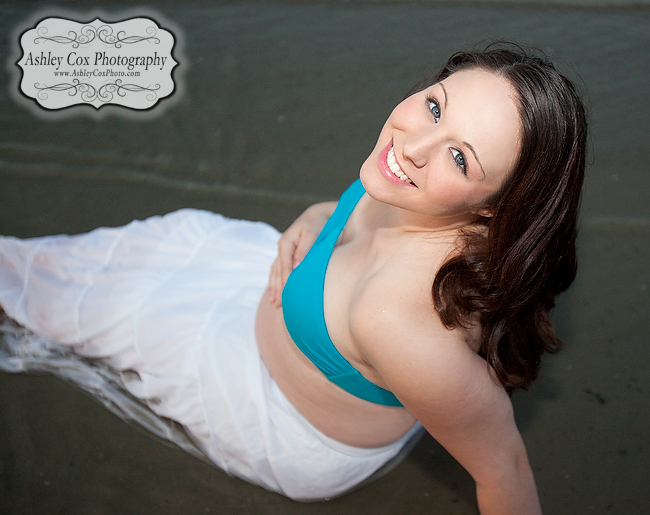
{"left": 255, "top": 288, "right": 417, "bottom": 449}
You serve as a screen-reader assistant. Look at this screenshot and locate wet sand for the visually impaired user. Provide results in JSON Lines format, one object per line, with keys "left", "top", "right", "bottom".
{"left": 1, "top": 2, "right": 649, "bottom": 514}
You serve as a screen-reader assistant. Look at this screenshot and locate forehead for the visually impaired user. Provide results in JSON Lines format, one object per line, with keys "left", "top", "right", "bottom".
{"left": 440, "top": 68, "right": 521, "bottom": 181}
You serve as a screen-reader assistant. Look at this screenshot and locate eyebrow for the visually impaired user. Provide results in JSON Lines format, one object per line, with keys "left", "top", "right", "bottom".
{"left": 464, "top": 141, "right": 486, "bottom": 178}
{"left": 440, "top": 82, "right": 449, "bottom": 108}
{"left": 440, "top": 82, "right": 486, "bottom": 179}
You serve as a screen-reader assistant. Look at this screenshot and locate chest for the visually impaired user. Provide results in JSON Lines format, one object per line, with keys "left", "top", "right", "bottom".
{"left": 322, "top": 229, "right": 388, "bottom": 376}
{"left": 323, "top": 223, "right": 444, "bottom": 373}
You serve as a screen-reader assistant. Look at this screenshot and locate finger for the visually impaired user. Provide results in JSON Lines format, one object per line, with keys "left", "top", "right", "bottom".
{"left": 292, "top": 230, "right": 316, "bottom": 267}
{"left": 272, "top": 230, "right": 298, "bottom": 305}
{"left": 267, "top": 259, "right": 276, "bottom": 302}
{"left": 278, "top": 234, "right": 300, "bottom": 287}
{"left": 269, "top": 258, "right": 283, "bottom": 307}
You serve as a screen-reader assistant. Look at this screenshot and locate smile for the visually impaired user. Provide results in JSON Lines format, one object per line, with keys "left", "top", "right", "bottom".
{"left": 386, "top": 146, "right": 413, "bottom": 184}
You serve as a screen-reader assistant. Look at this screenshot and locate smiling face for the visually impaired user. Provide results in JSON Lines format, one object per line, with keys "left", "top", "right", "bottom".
{"left": 360, "top": 68, "right": 521, "bottom": 229}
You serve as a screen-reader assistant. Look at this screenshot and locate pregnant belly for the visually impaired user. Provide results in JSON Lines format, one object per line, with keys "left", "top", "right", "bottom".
{"left": 254, "top": 288, "right": 416, "bottom": 448}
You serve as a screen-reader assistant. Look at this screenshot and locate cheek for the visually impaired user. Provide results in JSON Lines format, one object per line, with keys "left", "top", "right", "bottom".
{"left": 423, "top": 174, "right": 486, "bottom": 212}
{"left": 441, "top": 187, "right": 472, "bottom": 208}
{"left": 424, "top": 176, "right": 467, "bottom": 205}
{"left": 390, "top": 95, "right": 422, "bottom": 126}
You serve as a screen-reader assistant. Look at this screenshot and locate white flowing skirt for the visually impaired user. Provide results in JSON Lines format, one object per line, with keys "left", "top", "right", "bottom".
{"left": 0, "top": 209, "right": 422, "bottom": 501}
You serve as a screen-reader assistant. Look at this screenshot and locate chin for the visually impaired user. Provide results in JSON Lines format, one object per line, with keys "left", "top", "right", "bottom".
{"left": 358, "top": 162, "right": 381, "bottom": 197}
{"left": 358, "top": 169, "right": 397, "bottom": 211}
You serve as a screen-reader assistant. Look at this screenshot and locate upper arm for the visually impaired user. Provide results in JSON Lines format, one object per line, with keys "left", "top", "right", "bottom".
{"left": 352, "top": 282, "right": 528, "bottom": 487}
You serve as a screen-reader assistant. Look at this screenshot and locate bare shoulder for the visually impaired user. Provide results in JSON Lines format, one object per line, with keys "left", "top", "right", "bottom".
{"left": 350, "top": 260, "right": 496, "bottom": 412}
{"left": 350, "top": 256, "right": 526, "bottom": 480}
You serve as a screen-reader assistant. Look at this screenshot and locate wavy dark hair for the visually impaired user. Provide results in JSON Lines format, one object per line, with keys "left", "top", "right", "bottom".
{"left": 415, "top": 44, "right": 587, "bottom": 393}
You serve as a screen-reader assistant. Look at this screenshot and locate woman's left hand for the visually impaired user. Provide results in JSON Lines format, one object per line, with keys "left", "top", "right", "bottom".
{"left": 268, "top": 201, "right": 337, "bottom": 307}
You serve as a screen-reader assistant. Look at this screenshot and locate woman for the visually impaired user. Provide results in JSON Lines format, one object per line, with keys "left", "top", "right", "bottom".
{"left": 0, "top": 45, "right": 586, "bottom": 514}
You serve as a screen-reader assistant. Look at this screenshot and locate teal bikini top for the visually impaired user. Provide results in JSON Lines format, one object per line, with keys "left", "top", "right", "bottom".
{"left": 282, "top": 179, "right": 403, "bottom": 407}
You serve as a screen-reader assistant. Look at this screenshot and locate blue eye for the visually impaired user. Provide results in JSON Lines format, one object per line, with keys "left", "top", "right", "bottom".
{"left": 427, "top": 97, "right": 441, "bottom": 122}
{"left": 451, "top": 148, "right": 467, "bottom": 176}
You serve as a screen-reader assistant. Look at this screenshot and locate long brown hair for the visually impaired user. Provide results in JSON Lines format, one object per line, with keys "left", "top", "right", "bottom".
{"left": 421, "top": 44, "right": 588, "bottom": 392}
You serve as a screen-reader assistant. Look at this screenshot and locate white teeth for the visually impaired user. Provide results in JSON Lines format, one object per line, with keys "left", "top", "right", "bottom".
{"left": 387, "top": 147, "right": 412, "bottom": 184}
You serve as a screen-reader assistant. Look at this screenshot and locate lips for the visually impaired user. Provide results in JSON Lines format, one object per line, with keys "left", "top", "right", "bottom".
{"left": 386, "top": 147, "right": 413, "bottom": 184}
{"left": 379, "top": 141, "right": 416, "bottom": 187}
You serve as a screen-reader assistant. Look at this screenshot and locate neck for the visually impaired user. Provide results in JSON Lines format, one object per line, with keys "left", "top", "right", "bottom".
{"left": 368, "top": 197, "right": 479, "bottom": 236}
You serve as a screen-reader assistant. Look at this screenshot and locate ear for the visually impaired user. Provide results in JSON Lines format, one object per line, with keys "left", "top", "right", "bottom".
{"left": 473, "top": 206, "right": 495, "bottom": 218}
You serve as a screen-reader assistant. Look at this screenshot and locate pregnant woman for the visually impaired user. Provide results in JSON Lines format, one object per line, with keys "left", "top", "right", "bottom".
{"left": 0, "top": 44, "right": 586, "bottom": 514}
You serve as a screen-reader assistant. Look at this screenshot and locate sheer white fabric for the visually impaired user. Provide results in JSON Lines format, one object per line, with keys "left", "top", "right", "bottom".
{"left": 0, "top": 209, "right": 422, "bottom": 500}
{"left": 0, "top": 315, "right": 209, "bottom": 462}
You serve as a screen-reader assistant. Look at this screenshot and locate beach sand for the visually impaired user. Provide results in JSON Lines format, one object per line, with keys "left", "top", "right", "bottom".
{"left": 1, "top": 2, "right": 648, "bottom": 513}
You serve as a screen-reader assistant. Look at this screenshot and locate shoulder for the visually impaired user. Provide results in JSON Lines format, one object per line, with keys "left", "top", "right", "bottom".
{"left": 349, "top": 234, "right": 471, "bottom": 376}
{"left": 351, "top": 254, "right": 510, "bottom": 423}
{"left": 347, "top": 228, "right": 531, "bottom": 487}
{"left": 352, "top": 270, "right": 523, "bottom": 475}
{"left": 351, "top": 264, "right": 481, "bottom": 396}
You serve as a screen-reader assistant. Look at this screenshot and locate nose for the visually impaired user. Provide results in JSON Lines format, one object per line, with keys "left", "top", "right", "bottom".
{"left": 402, "top": 128, "right": 438, "bottom": 169}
